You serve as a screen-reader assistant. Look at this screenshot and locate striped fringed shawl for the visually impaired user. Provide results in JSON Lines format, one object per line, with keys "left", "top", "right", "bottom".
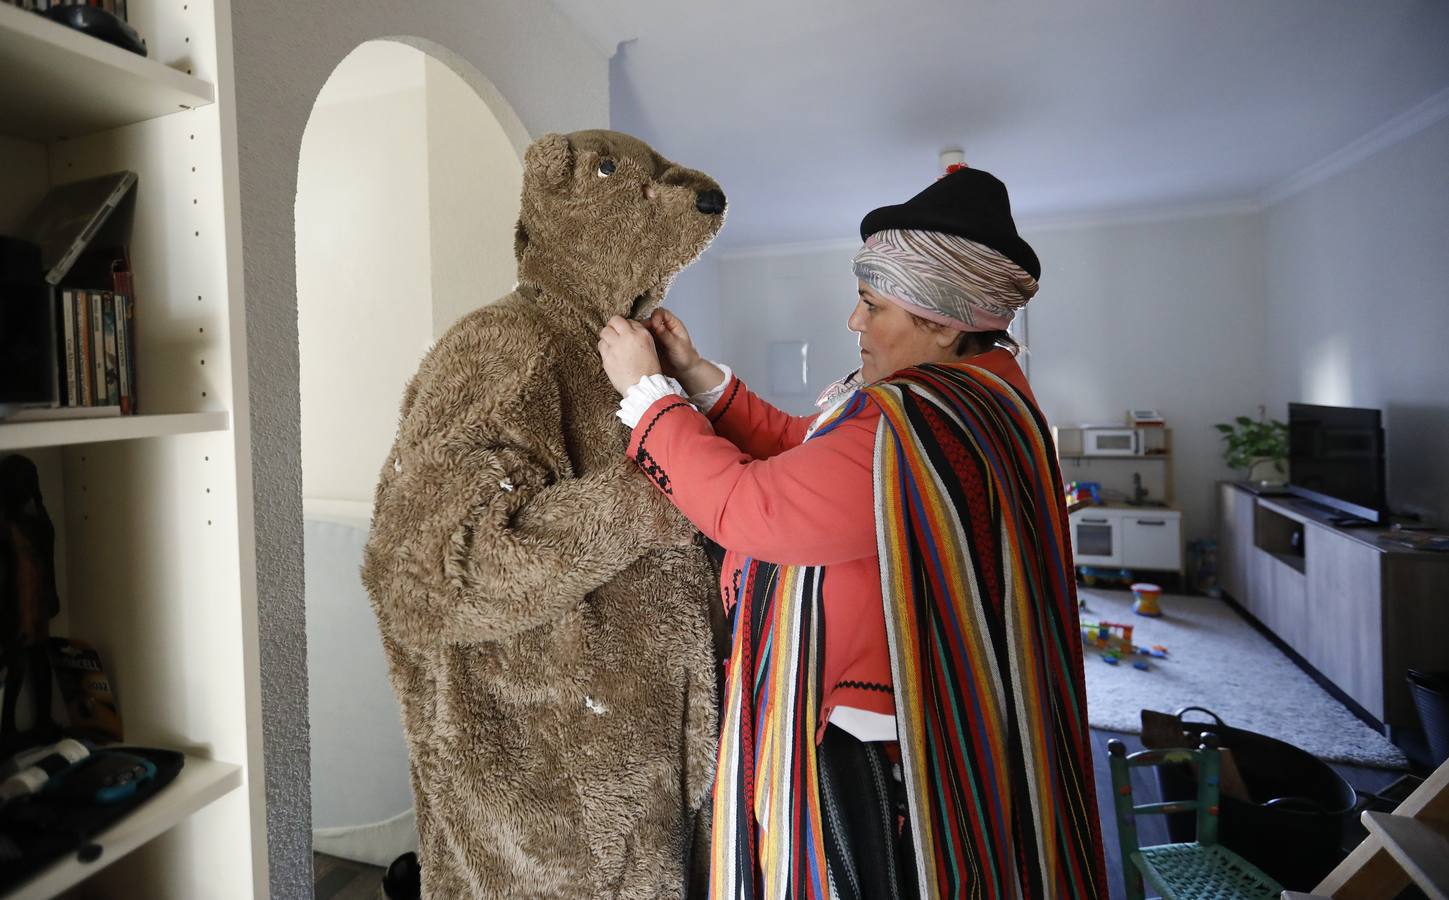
{"left": 709, "top": 364, "right": 1106, "bottom": 900}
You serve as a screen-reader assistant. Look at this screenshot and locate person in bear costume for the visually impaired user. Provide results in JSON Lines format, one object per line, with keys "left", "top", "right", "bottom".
{"left": 362, "top": 130, "right": 725, "bottom": 899}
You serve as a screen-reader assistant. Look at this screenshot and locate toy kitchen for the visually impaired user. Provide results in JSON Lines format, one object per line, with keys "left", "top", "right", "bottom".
{"left": 1055, "top": 410, "right": 1183, "bottom": 577}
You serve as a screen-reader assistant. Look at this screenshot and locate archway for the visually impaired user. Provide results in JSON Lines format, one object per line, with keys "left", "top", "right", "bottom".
{"left": 293, "top": 37, "right": 526, "bottom": 871}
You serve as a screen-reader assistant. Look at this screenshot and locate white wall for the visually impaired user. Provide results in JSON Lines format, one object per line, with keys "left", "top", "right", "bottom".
{"left": 298, "top": 46, "right": 527, "bottom": 507}
{"left": 715, "top": 243, "right": 863, "bottom": 413}
{"left": 425, "top": 54, "right": 524, "bottom": 338}
{"left": 297, "top": 43, "right": 433, "bottom": 506}
{"left": 700, "top": 214, "right": 1270, "bottom": 542}
{"left": 1023, "top": 214, "right": 1269, "bottom": 541}
{"left": 1263, "top": 115, "right": 1449, "bottom": 526}
{"left": 303, "top": 507, "right": 413, "bottom": 840}
{"left": 661, "top": 251, "right": 725, "bottom": 361}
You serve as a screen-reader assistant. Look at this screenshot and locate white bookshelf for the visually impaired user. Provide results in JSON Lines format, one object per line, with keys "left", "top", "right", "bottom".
{"left": 0, "top": 412, "right": 229, "bottom": 452}
{"left": 0, "top": 1, "right": 262, "bottom": 897}
{"left": 7, "top": 755, "right": 242, "bottom": 900}
{"left": 0, "top": 2, "right": 214, "bottom": 141}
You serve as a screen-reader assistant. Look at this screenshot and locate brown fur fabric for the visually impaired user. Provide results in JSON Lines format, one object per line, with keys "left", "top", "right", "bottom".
{"left": 362, "top": 131, "right": 725, "bottom": 899}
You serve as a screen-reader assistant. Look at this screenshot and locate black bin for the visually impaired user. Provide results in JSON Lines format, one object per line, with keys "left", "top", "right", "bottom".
{"left": 1155, "top": 707, "right": 1357, "bottom": 891}
{"left": 1407, "top": 669, "right": 1449, "bottom": 766}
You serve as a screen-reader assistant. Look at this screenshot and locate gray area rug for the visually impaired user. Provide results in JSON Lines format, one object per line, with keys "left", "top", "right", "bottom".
{"left": 1079, "top": 588, "right": 1407, "bottom": 769}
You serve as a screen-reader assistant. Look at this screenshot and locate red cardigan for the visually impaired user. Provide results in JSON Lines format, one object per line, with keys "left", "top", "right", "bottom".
{"left": 627, "top": 350, "right": 1039, "bottom": 737}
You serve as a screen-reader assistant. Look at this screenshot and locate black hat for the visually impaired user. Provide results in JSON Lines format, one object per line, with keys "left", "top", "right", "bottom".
{"left": 860, "top": 168, "right": 1040, "bottom": 281}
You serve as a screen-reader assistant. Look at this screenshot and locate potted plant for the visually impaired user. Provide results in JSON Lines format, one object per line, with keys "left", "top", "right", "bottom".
{"left": 1215, "top": 406, "right": 1288, "bottom": 485}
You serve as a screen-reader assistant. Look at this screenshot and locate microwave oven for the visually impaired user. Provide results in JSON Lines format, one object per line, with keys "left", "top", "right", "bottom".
{"left": 1083, "top": 427, "right": 1140, "bottom": 456}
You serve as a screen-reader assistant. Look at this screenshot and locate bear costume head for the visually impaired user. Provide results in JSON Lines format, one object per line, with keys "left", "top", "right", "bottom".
{"left": 515, "top": 129, "right": 726, "bottom": 325}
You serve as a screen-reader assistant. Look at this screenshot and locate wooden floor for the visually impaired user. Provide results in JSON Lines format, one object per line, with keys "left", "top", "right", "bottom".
{"left": 314, "top": 853, "right": 385, "bottom": 900}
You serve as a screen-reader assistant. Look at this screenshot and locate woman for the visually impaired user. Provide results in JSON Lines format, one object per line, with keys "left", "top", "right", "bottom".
{"left": 598, "top": 168, "right": 1107, "bottom": 899}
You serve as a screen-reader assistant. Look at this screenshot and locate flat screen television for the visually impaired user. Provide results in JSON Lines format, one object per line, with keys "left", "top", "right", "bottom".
{"left": 1287, "top": 403, "right": 1385, "bottom": 523}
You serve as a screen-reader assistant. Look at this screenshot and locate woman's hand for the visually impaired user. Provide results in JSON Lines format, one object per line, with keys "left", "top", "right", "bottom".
{"left": 647, "top": 309, "right": 725, "bottom": 395}
{"left": 647, "top": 308, "right": 701, "bottom": 379}
{"left": 598, "top": 316, "right": 662, "bottom": 396}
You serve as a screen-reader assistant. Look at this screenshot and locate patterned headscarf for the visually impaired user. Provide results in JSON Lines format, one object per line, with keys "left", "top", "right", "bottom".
{"left": 852, "top": 228, "right": 1039, "bottom": 332}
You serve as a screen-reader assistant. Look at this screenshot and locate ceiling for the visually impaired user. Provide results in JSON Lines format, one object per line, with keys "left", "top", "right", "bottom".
{"left": 550, "top": 0, "right": 1449, "bottom": 249}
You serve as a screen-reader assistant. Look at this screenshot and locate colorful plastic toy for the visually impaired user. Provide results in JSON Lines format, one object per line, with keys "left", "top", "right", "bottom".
{"left": 1082, "top": 620, "right": 1168, "bottom": 671}
{"left": 1131, "top": 582, "right": 1164, "bottom": 617}
{"left": 1078, "top": 565, "right": 1135, "bottom": 588}
{"left": 1065, "top": 480, "right": 1102, "bottom": 506}
{"left": 1081, "top": 620, "right": 1135, "bottom": 654}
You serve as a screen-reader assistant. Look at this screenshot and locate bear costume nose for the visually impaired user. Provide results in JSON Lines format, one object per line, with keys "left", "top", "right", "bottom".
{"left": 696, "top": 189, "right": 726, "bottom": 215}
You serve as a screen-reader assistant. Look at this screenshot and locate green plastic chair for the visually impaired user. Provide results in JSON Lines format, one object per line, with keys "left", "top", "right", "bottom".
{"left": 1106, "top": 737, "right": 1283, "bottom": 900}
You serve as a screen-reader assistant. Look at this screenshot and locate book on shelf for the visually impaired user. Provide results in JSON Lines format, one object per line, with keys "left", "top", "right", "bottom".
{"left": 75, "top": 289, "right": 93, "bottom": 406}
{"left": 0, "top": 177, "right": 141, "bottom": 424}
{"left": 60, "top": 290, "right": 76, "bottom": 405}
{"left": 110, "top": 255, "right": 136, "bottom": 413}
{"left": 70, "top": 287, "right": 134, "bottom": 415}
{"left": 89, "top": 289, "right": 105, "bottom": 408}
{"left": 101, "top": 292, "right": 119, "bottom": 406}
{"left": 117, "top": 294, "right": 133, "bottom": 414}
{"left": 0, "top": 286, "right": 136, "bottom": 424}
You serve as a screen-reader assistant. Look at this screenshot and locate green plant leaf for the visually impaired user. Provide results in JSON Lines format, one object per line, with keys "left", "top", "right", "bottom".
{"left": 1216, "top": 410, "right": 1288, "bottom": 474}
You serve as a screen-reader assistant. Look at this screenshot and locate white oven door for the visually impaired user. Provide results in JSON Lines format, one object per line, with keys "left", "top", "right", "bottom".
{"left": 1071, "top": 511, "right": 1121, "bottom": 566}
{"left": 1085, "top": 428, "right": 1139, "bottom": 456}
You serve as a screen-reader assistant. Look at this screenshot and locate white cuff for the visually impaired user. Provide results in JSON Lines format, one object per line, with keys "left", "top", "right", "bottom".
{"left": 688, "top": 362, "right": 733, "bottom": 413}
{"left": 827, "top": 706, "right": 898, "bottom": 742}
{"left": 617, "top": 374, "right": 686, "bottom": 428}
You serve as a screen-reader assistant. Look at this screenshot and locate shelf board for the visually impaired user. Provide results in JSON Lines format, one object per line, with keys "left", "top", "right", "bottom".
{"left": 1362, "top": 811, "right": 1449, "bottom": 900}
{"left": 1060, "top": 454, "right": 1172, "bottom": 460}
{"left": 0, "top": 411, "right": 229, "bottom": 451}
{"left": 5, "top": 754, "right": 243, "bottom": 900}
{"left": 0, "top": 3, "right": 214, "bottom": 141}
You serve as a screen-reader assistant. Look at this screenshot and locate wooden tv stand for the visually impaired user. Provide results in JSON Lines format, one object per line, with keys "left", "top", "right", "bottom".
{"left": 1218, "top": 482, "right": 1449, "bottom": 735}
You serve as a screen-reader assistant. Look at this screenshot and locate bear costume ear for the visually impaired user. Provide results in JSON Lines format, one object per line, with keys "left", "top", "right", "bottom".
{"left": 525, "top": 133, "right": 573, "bottom": 190}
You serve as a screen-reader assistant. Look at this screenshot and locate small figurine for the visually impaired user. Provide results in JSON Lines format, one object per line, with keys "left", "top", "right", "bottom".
{"left": 0, "top": 454, "right": 61, "bottom": 753}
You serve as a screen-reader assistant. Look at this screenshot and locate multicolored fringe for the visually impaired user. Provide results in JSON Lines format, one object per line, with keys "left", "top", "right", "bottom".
{"left": 868, "top": 365, "right": 1106, "bottom": 899}
{"left": 709, "top": 395, "right": 867, "bottom": 900}
{"left": 709, "top": 364, "right": 1105, "bottom": 899}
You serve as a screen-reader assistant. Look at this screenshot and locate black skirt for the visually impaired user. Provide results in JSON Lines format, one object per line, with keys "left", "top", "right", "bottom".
{"left": 817, "top": 724, "right": 920, "bottom": 900}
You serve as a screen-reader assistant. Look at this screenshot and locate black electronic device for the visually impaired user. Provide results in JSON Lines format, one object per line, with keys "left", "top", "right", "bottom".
{"left": 0, "top": 237, "right": 52, "bottom": 406}
{"left": 1287, "top": 403, "right": 1385, "bottom": 524}
{"left": 42, "top": 6, "right": 147, "bottom": 57}
{"left": 45, "top": 750, "right": 157, "bottom": 805}
{"left": 0, "top": 747, "right": 183, "bottom": 889}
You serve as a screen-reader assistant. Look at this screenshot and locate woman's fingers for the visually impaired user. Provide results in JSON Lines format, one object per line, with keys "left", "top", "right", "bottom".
{"left": 597, "top": 316, "right": 663, "bottom": 396}
{"left": 603, "top": 315, "right": 640, "bottom": 337}
{"left": 650, "top": 309, "right": 690, "bottom": 347}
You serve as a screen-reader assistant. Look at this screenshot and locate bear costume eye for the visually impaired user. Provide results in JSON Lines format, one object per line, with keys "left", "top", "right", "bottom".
{"left": 597, "top": 158, "right": 616, "bottom": 178}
